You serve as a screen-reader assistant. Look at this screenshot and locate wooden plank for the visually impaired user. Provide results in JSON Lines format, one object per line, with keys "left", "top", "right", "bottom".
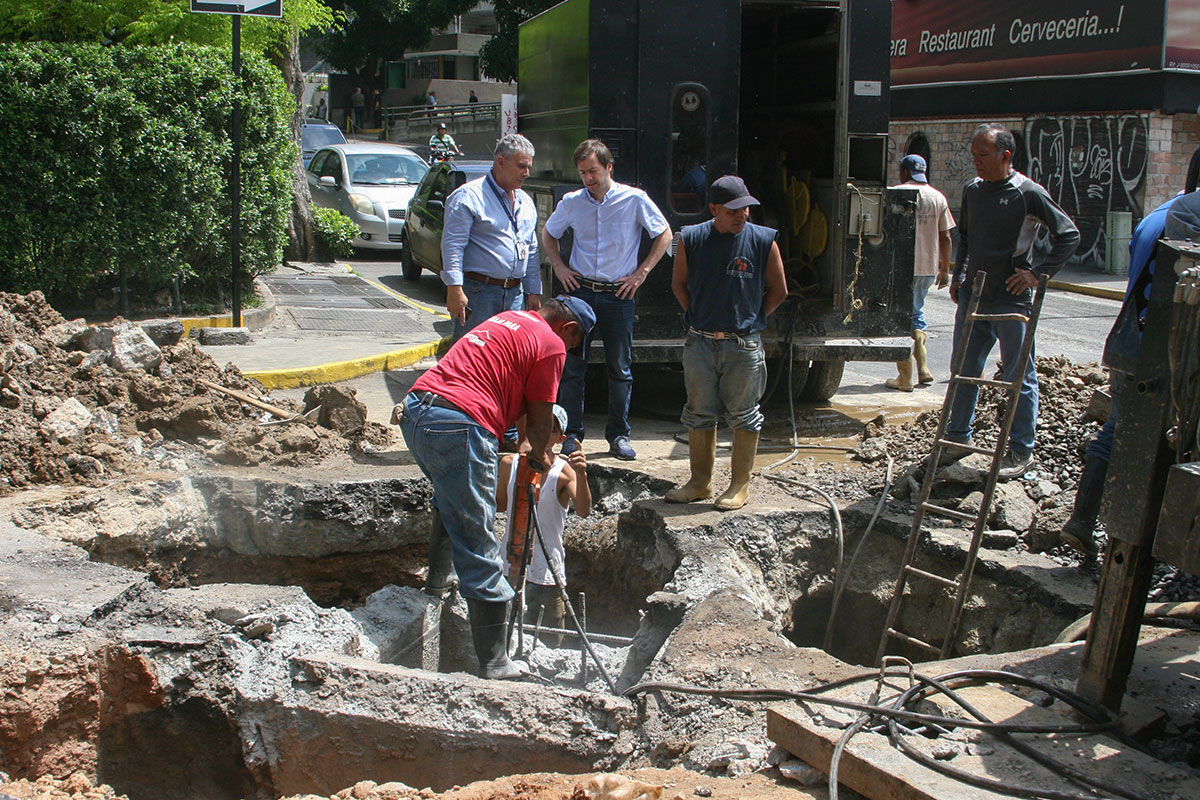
{"left": 767, "top": 680, "right": 1200, "bottom": 800}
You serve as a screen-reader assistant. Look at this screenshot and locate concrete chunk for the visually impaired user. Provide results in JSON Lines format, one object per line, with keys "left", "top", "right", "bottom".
{"left": 110, "top": 323, "right": 162, "bottom": 373}
{"left": 39, "top": 397, "right": 93, "bottom": 443}
{"left": 198, "top": 327, "right": 252, "bottom": 346}
{"left": 139, "top": 319, "right": 185, "bottom": 347}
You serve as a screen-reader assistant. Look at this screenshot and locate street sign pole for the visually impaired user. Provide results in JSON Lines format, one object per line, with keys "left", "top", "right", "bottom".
{"left": 191, "top": 1, "right": 283, "bottom": 326}
{"left": 231, "top": 14, "right": 242, "bottom": 327}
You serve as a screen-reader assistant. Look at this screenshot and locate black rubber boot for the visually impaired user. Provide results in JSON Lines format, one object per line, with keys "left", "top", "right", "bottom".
{"left": 423, "top": 509, "right": 458, "bottom": 597}
{"left": 466, "top": 598, "right": 524, "bottom": 680}
{"left": 1060, "top": 456, "right": 1107, "bottom": 557}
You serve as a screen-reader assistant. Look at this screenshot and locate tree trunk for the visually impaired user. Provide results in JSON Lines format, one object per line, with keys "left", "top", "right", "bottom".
{"left": 274, "top": 31, "right": 315, "bottom": 263}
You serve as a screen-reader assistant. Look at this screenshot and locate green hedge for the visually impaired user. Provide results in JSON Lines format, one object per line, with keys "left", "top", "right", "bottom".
{"left": 0, "top": 43, "right": 295, "bottom": 307}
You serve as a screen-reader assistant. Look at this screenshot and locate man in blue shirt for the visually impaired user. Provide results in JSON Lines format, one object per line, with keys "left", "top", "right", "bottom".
{"left": 1060, "top": 195, "right": 1178, "bottom": 556}
{"left": 441, "top": 133, "right": 542, "bottom": 342}
{"left": 666, "top": 176, "right": 788, "bottom": 510}
{"left": 542, "top": 139, "right": 672, "bottom": 460}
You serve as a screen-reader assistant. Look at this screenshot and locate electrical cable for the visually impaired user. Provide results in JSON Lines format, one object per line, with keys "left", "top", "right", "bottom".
{"left": 624, "top": 668, "right": 1147, "bottom": 800}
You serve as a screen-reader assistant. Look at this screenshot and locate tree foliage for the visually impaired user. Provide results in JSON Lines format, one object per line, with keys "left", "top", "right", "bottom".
{"left": 477, "top": 0, "right": 558, "bottom": 83}
{"left": 0, "top": 0, "right": 335, "bottom": 54}
{"left": 311, "top": 0, "right": 476, "bottom": 88}
{"left": 0, "top": 43, "right": 295, "bottom": 307}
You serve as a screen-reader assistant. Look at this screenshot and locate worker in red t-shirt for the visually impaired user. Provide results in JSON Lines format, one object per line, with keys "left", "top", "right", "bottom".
{"left": 396, "top": 296, "right": 595, "bottom": 679}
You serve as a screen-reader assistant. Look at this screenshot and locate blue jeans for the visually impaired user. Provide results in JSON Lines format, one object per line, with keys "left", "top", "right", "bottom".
{"left": 946, "top": 287, "right": 1038, "bottom": 457}
{"left": 1085, "top": 373, "right": 1127, "bottom": 464}
{"left": 452, "top": 277, "right": 524, "bottom": 342}
{"left": 399, "top": 393, "right": 513, "bottom": 603}
{"left": 912, "top": 275, "right": 937, "bottom": 331}
{"left": 680, "top": 331, "right": 766, "bottom": 431}
{"left": 557, "top": 287, "right": 634, "bottom": 443}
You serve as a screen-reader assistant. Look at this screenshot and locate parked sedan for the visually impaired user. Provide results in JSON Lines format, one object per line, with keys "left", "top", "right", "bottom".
{"left": 306, "top": 144, "right": 429, "bottom": 251}
{"left": 401, "top": 159, "right": 492, "bottom": 280}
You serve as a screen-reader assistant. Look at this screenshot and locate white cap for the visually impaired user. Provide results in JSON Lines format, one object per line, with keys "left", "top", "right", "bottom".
{"left": 551, "top": 404, "right": 568, "bottom": 433}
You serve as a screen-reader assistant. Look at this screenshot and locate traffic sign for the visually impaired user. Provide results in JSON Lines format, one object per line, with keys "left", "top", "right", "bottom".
{"left": 190, "top": 1, "right": 282, "bottom": 17}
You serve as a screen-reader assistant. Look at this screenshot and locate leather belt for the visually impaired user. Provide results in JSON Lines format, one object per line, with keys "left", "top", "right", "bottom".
{"left": 689, "top": 327, "right": 750, "bottom": 343}
{"left": 464, "top": 270, "right": 521, "bottom": 288}
{"left": 577, "top": 276, "right": 622, "bottom": 292}
{"left": 416, "top": 391, "right": 468, "bottom": 415}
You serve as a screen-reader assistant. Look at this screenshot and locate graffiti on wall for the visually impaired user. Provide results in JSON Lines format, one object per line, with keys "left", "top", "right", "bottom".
{"left": 1023, "top": 114, "right": 1148, "bottom": 270}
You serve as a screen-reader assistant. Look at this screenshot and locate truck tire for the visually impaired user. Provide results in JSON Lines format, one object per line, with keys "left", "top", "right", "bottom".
{"left": 400, "top": 235, "right": 421, "bottom": 281}
{"left": 768, "top": 356, "right": 811, "bottom": 401}
{"left": 799, "top": 360, "right": 845, "bottom": 402}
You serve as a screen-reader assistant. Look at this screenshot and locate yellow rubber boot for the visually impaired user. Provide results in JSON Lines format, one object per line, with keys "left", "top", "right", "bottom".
{"left": 913, "top": 329, "right": 933, "bottom": 384}
{"left": 714, "top": 428, "right": 759, "bottom": 511}
{"left": 665, "top": 428, "right": 717, "bottom": 503}
{"left": 885, "top": 358, "right": 915, "bottom": 391}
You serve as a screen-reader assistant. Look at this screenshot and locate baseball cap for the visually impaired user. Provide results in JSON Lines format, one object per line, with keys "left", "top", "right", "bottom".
{"left": 708, "top": 175, "right": 760, "bottom": 209}
{"left": 900, "top": 154, "right": 928, "bottom": 183}
{"left": 555, "top": 295, "right": 596, "bottom": 358}
{"left": 550, "top": 403, "right": 568, "bottom": 434}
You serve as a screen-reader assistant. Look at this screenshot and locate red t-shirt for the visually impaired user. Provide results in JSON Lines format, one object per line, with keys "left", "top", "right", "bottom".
{"left": 412, "top": 311, "right": 565, "bottom": 439}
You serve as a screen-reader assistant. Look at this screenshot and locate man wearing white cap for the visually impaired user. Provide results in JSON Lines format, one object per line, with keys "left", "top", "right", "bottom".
{"left": 666, "top": 175, "right": 788, "bottom": 511}
{"left": 886, "top": 153, "right": 956, "bottom": 391}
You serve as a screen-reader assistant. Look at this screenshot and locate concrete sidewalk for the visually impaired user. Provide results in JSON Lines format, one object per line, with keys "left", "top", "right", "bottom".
{"left": 196, "top": 260, "right": 1127, "bottom": 391}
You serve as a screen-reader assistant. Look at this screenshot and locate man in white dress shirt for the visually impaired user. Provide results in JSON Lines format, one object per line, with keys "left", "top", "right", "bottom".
{"left": 542, "top": 139, "right": 672, "bottom": 461}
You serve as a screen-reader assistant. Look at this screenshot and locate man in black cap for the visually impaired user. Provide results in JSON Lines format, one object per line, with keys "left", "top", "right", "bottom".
{"left": 666, "top": 175, "right": 787, "bottom": 510}
{"left": 886, "top": 153, "right": 955, "bottom": 391}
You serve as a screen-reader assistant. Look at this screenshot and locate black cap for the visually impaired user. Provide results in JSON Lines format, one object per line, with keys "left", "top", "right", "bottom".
{"left": 709, "top": 175, "right": 760, "bottom": 210}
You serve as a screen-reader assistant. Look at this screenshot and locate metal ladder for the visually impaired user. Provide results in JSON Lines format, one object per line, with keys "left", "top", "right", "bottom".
{"left": 875, "top": 270, "right": 1049, "bottom": 664}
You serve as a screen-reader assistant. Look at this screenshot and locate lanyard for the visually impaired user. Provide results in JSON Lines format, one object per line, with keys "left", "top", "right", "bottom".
{"left": 485, "top": 172, "right": 521, "bottom": 235}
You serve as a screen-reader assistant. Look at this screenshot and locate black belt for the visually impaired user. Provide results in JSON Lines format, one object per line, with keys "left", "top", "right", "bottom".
{"left": 689, "top": 326, "right": 751, "bottom": 342}
{"left": 464, "top": 271, "right": 521, "bottom": 288}
{"left": 577, "top": 277, "right": 622, "bottom": 292}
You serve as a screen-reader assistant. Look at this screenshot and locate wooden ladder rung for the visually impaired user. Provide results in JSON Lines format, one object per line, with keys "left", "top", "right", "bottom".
{"left": 903, "top": 564, "right": 961, "bottom": 590}
{"left": 934, "top": 438, "right": 995, "bottom": 456}
{"left": 951, "top": 376, "right": 1014, "bottom": 389}
{"left": 885, "top": 627, "right": 941, "bottom": 654}
{"left": 969, "top": 312, "right": 1029, "bottom": 323}
{"left": 920, "top": 501, "right": 979, "bottom": 523}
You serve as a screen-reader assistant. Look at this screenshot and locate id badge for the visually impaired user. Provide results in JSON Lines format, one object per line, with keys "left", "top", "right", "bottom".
{"left": 516, "top": 241, "right": 529, "bottom": 261}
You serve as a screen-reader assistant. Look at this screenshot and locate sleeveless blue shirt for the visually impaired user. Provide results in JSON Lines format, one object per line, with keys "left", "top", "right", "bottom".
{"left": 681, "top": 220, "right": 777, "bottom": 334}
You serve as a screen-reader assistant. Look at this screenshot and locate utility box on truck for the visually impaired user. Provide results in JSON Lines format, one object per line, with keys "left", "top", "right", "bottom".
{"left": 519, "top": 0, "right": 915, "bottom": 400}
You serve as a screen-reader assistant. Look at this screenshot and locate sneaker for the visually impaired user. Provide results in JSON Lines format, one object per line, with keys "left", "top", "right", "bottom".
{"left": 609, "top": 436, "right": 636, "bottom": 461}
{"left": 561, "top": 436, "right": 580, "bottom": 456}
{"left": 997, "top": 450, "right": 1034, "bottom": 481}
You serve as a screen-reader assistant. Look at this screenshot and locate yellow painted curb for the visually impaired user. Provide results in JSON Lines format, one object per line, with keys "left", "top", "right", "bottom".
{"left": 179, "top": 314, "right": 237, "bottom": 336}
{"left": 359, "top": 276, "right": 452, "bottom": 318}
{"left": 1046, "top": 280, "right": 1124, "bottom": 302}
{"left": 245, "top": 337, "right": 450, "bottom": 390}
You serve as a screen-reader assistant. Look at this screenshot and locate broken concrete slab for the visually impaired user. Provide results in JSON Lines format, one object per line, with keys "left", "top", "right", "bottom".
{"left": 109, "top": 323, "right": 161, "bottom": 373}
{"left": 198, "top": 327, "right": 251, "bottom": 346}
{"left": 39, "top": 397, "right": 93, "bottom": 443}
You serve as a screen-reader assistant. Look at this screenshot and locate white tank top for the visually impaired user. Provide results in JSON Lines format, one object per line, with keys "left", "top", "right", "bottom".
{"left": 501, "top": 454, "right": 568, "bottom": 586}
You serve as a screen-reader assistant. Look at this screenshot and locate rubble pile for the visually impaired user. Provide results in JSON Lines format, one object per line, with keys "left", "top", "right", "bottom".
{"left": 0, "top": 291, "right": 391, "bottom": 493}
{"left": 0, "top": 773, "right": 130, "bottom": 800}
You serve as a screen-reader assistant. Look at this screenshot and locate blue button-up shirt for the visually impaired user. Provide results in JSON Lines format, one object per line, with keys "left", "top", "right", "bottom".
{"left": 544, "top": 182, "right": 669, "bottom": 282}
{"left": 441, "top": 172, "right": 541, "bottom": 294}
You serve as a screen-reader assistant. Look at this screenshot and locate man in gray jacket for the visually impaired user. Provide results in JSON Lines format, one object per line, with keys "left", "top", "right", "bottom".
{"left": 944, "top": 123, "right": 1080, "bottom": 480}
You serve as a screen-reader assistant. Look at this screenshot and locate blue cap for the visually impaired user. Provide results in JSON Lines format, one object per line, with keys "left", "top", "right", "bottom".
{"left": 555, "top": 295, "right": 596, "bottom": 358}
{"left": 900, "top": 154, "right": 928, "bottom": 183}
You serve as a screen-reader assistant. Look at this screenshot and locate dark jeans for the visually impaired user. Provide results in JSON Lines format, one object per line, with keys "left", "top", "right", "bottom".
{"left": 557, "top": 287, "right": 635, "bottom": 443}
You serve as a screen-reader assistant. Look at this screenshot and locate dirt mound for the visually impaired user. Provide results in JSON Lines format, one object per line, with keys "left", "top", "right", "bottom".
{"left": 0, "top": 292, "right": 391, "bottom": 493}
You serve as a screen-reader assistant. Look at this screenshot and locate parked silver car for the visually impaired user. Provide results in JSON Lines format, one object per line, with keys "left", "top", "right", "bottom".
{"left": 306, "top": 144, "right": 429, "bottom": 250}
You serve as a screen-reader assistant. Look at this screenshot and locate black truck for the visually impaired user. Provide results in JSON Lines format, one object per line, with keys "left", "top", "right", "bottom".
{"left": 518, "top": 0, "right": 915, "bottom": 401}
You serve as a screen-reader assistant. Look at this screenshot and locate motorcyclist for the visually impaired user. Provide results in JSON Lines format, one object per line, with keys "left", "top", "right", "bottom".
{"left": 429, "top": 123, "right": 462, "bottom": 163}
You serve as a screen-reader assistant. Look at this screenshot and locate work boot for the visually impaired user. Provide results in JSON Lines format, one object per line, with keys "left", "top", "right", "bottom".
{"left": 913, "top": 329, "right": 933, "bottom": 384}
{"left": 714, "top": 428, "right": 759, "bottom": 511}
{"left": 665, "top": 428, "right": 717, "bottom": 503}
{"left": 885, "top": 358, "right": 915, "bottom": 392}
{"left": 1060, "top": 455, "right": 1107, "bottom": 557}
{"left": 423, "top": 508, "right": 458, "bottom": 597}
{"left": 466, "top": 598, "right": 525, "bottom": 680}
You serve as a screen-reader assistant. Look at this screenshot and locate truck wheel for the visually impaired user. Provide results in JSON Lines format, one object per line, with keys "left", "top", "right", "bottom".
{"left": 799, "top": 360, "right": 845, "bottom": 402}
{"left": 400, "top": 235, "right": 421, "bottom": 281}
{"left": 768, "top": 356, "right": 811, "bottom": 401}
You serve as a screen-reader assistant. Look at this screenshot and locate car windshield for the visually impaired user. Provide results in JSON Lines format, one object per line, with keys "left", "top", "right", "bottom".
{"left": 302, "top": 126, "right": 346, "bottom": 151}
{"left": 347, "top": 154, "right": 428, "bottom": 186}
